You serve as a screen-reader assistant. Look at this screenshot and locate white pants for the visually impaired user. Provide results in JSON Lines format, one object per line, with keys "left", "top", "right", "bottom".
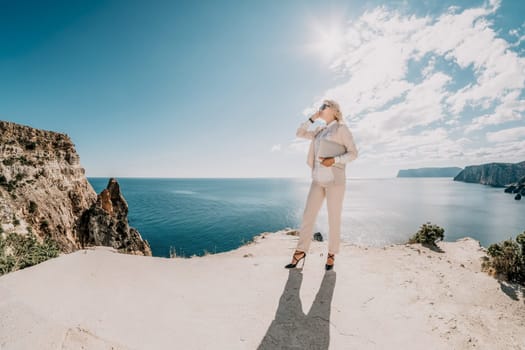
{"left": 296, "top": 177, "right": 346, "bottom": 254}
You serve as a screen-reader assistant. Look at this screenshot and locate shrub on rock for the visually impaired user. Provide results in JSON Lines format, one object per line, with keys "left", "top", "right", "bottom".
{"left": 483, "top": 232, "right": 525, "bottom": 285}
{"left": 408, "top": 222, "right": 445, "bottom": 247}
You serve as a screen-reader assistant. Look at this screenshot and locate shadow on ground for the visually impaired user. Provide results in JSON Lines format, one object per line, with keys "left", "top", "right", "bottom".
{"left": 258, "top": 269, "right": 337, "bottom": 350}
{"left": 498, "top": 280, "right": 525, "bottom": 304}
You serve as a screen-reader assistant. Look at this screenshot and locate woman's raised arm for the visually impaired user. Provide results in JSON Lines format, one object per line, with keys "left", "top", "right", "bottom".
{"left": 296, "top": 119, "right": 316, "bottom": 140}
{"left": 296, "top": 111, "right": 321, "bottom": 140}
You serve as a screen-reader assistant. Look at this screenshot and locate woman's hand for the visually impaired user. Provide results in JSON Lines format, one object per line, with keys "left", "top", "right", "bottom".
{"left": 311, "top": 111, "right": 321, "bottom": 120}
{"left": 319, "top": 157, "right": 335, "bottom": 167}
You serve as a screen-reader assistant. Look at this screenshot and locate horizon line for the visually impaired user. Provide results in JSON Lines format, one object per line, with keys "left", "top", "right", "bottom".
{"left": 84, "top": 176, "right": 457, "bottom": 179}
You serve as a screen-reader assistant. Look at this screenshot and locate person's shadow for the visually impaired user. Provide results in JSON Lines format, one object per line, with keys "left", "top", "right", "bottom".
{"left": 257, "top": 269, "right": 337, "bottom": 350}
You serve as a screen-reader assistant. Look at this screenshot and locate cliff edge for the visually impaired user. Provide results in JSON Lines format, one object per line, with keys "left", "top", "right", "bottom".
{"left": 0, "top": 120, "right": 151, "bottom": 256}
{"left": 0, "top": 229, "right": 523, "bottom": 349}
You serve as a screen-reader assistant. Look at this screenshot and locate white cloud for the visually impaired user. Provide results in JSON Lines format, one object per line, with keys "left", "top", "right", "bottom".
{"left": 509, "top": 23, "right": 525, "bottom": 48}
{"left": 465, "top": 90, "right": 525, "bottom": 132}
{"left": 294, "top": 0, "right": 525, "bottom": 169}
{"left": 486, "top": 126, "right": 525, "bottom": 143}
{"left": 355, "top": 72, "right": 451, "bottom": 143}
{"left": 271, "top": 144, "right": 281, "bottom": 152}
{"left": 457, "top": 139, "right": 525, "bottom": 164}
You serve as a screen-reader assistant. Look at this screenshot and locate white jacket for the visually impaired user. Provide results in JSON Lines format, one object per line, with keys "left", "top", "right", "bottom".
{"left": 296, "top": 119, "right": 358, "bottom": 170}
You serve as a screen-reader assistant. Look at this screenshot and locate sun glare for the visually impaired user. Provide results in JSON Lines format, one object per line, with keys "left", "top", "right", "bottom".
{"left": 304, "top": 16, "right": 347, "bottom": 63}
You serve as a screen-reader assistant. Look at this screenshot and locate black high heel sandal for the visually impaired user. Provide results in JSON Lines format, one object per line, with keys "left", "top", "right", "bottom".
{"left": 285, "top": 250, "right": 306, "bottom": 269}
{"left": 325, "top": 253, "right": 335, "bottom": 271}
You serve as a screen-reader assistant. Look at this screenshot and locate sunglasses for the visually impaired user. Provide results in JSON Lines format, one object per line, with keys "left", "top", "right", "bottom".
{"left": 319, "top": 103, "right": 331, "bottom": 111}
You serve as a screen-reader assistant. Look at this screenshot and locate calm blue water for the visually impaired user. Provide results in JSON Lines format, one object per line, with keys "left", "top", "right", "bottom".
{"left": 87, "top": 177, "right": 525, "bottom": 258}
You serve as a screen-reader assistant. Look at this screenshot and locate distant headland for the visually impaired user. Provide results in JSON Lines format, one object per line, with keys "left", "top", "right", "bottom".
{"left": 397, "top": 167, "right": 463, "bottom": 178}
{"left": 453, "top": 161, "right": 525, "bottom": 187}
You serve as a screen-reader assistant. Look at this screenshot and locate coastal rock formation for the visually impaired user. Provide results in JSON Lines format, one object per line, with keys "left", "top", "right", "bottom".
{"left": 0, "top": 120, "right": 96, "bottom": 252}
{"left": 0, "top": 120, "right": 151, "bottom": 256}
{"left": 397, "top": 167, "right": 463, "bottom": 177}
{"left": 504, "top": 176, "right": 525, "bottom": 200}
{"left": 453, "top": 161, "right": 525, "bottom": 187}
{"left": 79, "top": 178, "right": 152, "bottom": 256}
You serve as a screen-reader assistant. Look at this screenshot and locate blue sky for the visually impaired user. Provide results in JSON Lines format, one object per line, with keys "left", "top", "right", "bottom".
{"left": 1, "top": 0, "right": 524, "bottom": 178}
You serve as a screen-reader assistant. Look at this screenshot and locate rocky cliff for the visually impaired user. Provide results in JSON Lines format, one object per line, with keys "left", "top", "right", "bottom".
{"left": 503, "top": 175, "right": 525, "bottom": 200}
{"left": 0, "top": 120, "right": 151, "bottom": 256}
{"left": 79, "top": 178, "right": 152, "bottom": 255}
{"left": 453, "top": 161, "right": 525, "bottom": 187}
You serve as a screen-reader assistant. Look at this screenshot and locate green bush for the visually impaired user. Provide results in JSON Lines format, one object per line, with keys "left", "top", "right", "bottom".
{"left": 28, "top": 201, "right": 38, "bottom": 214}
{"left": 0, "top": 175, "right": 17, "bottom": 192}
{"left": 24, "top": 141, "right": 37, "bottom": 150}
{"left": 15, "top": 172, "right": 26, "bottom": 181}
{"left": 0, "top": 232, "right": 61, "bottom": 275}
{"left": 483, "top": 232, "right": 525, "bottom": 285}
{"left": 17, "top": 156, "right": 34, "bottom": 166}
{"left": 2, "top": 158, "right": 15, "bottom": 166}
{"left": 408, "top": 222, "right": 445, "bottom": 247}
{"left": 0, "top": 175, "right": 16, "bottom": 192}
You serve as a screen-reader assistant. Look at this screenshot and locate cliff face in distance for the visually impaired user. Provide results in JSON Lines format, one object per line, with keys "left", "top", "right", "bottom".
{"left": 397, "top": 167, "right": 463, "bottom": 178}
{"left": 453, "top": 161, "right": 525, "bottom": 187}
{"left": 0, "top": 120, "right": 151, "bottom": 256}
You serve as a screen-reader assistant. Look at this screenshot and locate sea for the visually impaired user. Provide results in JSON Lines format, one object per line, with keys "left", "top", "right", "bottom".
{"left": 87, "top": 177, "right": 525, "bottom": 258}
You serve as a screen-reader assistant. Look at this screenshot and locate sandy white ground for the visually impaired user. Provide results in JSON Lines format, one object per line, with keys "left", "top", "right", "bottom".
{"left": 1, "top": 229, "right": 524, "bottom": 350}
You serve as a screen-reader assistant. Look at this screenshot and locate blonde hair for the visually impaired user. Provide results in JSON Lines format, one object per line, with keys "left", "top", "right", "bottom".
{"left": 323, "top": 99, "right": 344, "bottom": 123}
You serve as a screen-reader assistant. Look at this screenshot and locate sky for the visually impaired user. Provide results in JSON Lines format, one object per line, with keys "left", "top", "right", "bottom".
{"left": 1, "top": 0, "right": 524, "bottom": 178}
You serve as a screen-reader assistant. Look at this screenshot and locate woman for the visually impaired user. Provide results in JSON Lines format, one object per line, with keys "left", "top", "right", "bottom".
{"left": 285, "top": 99, "right": 358, "bottom": 270}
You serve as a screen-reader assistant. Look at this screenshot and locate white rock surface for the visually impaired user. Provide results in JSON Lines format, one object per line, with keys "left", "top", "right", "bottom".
{"left": 0, "top": 230, "right": 524, "bottom": 349}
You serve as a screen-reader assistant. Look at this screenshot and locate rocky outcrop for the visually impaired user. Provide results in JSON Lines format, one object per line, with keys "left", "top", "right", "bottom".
{"left": 0, "top": 120, "right": 96, "bottom": 252}
{"left": 397, "top": 167, "right": 463, "bottom": 177}
{"left": 0, "top": 120, "right": 151, "bottom": 256}
{"left": 79, "top": 178, "right": 152, "bottom": 256}
{"left": 453, "top": 161, "right": 525, "bottom": 187}
{"left": 503, "top": 176, "right": 525, "bottom": 200}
